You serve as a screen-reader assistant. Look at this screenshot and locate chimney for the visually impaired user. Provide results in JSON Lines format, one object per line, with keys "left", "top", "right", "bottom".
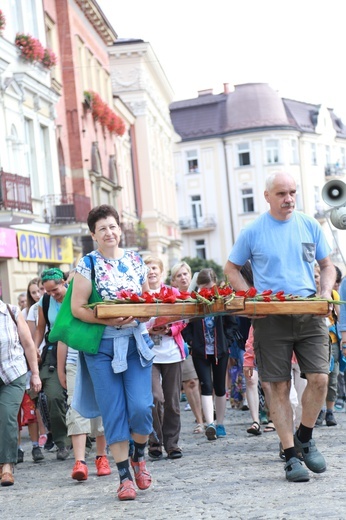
{"left": 198, "top": 88, "right": 213, "bottom": 97}
{"left": 223, "top": 83, "right": 230, "bottom": 94}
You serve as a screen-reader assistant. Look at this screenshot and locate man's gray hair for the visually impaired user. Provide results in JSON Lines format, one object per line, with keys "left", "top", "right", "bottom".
{"left": 265, "top": 172, "right": 295, "bottom": 191}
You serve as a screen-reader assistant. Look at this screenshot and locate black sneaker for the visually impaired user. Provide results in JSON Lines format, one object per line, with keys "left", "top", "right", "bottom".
{"left": 17, "top": 448, "right": 24, "bottom": 464}
{"left": 325, "top": 411, "right": 337, "bottom": 427}
{"left": 32, "top": 446, "right": 44, "bottom": 462}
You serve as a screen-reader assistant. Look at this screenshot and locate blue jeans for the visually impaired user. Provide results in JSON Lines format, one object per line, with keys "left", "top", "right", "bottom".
{"left": 84, "top": 336, "right": 153, "bottom": 445}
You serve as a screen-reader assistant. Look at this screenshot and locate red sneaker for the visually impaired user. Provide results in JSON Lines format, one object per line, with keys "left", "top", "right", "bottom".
{"left": 71, "top": 460, "right": 88, "bottom": 481}
{"left": 117, "top": 479, "right": 136, "bottom": 501}
{"left": 130, "top": 459, "right": 152, "bottom": 490}
{"left": 95, "top": 455, "right": 111, "bottom": 476}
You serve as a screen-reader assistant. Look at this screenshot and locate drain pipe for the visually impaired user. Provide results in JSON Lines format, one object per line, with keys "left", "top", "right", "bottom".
{"left": 222, "top": 139, "right": 235, "bottom": 245}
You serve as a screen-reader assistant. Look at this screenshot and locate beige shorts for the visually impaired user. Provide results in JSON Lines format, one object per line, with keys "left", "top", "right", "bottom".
{"left": 66, "top": 363, "right": 104, "bottom": 437}
{"left": 182, "top": 355, "right": 198, "bottom": 381}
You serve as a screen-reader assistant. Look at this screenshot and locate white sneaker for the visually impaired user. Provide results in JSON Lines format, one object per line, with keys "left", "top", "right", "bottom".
{"left": 184, "top": 403, "right": 191, "bottom": 411}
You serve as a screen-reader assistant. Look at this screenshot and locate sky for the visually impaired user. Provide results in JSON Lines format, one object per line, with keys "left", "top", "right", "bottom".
{"left": 97, "top": 0, "right": 346, "bottom": 120}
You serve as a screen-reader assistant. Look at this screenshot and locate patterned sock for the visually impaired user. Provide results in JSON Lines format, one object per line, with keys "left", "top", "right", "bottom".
{"left": 132, "top": 441, "right": 147, "bottom": 462}
{"left": 116, "top": 459, "right": 132, "bottom": 483}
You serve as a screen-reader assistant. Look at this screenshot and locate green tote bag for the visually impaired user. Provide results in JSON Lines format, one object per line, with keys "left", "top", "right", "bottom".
{"left": 49, "top": 255, "right": 105, "bottom": 354}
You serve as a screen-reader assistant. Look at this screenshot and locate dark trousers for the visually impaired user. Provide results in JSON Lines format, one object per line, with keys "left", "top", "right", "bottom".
{"left": 149, "top": 362, "right": 182, "bottom": 453}
{"left": 40, "top": 364, "right": 69, "bottom": 449}
{"left": 192, "top": 355, "right": 228, "bottom": 396}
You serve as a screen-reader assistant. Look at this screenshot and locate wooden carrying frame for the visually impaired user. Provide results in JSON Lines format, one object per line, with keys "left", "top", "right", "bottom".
{"left": 93, "top": 298, "right": 329, "bottom": 321}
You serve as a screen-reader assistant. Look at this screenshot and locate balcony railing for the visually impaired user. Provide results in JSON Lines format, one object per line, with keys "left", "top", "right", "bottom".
{"left": 179, "top": 215, "right": 216, "bottom": 231}
{"left": 0, "top": 171, "right": 32, "bottom": 212}
{"left": 325, "top": 164, "right": 346, "bottom": 176}
{"left": 120, "top": 222, "right": 148, "bottom": 250}
{"left": 42, "top": 193, "right": 91, "bottom": 224}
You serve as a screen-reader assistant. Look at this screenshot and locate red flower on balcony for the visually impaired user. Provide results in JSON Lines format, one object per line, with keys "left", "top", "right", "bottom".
{"left": 84, "top": 90, "right": 126, "bottom": 136}
{"left": 0, "top": 10, "right": 6, "bottom": 34}
{"left": 15, "top": 33, "right": 45, "bottom": 63}
{"left": 41, "top": 47, "right": 57, "bottom": 69}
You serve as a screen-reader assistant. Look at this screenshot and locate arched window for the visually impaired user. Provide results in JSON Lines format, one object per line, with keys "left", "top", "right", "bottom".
{"left": 109, "top": 154, "right": 118, "bottom": 185}
{"left": 91, "top": 142, "right": 102, "bottom": 175}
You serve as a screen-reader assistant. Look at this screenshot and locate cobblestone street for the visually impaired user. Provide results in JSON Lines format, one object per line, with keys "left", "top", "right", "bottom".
{"left": 2, "top": 402, "right": 346, "bottom": 520}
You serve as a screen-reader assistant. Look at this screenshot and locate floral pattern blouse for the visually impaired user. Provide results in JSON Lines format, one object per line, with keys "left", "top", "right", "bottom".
{"left": 76, "top": 249, "right": 148, "bottom": 299}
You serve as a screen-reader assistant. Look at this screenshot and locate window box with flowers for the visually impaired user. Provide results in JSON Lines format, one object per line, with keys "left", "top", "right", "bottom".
{"left": 15, "top": 33, "right": 57, "bottom": 70}
{"left": 15, "top": 33, "right": 45, "bottom": 63}
{"left": 42, "top": 48, "right": 57, "bottom": 69}
{"left": 84, "top": 90, "right": 126, "bottom": 136}
{"left": 0, "top": 10, "right": 6, "bottom": 35}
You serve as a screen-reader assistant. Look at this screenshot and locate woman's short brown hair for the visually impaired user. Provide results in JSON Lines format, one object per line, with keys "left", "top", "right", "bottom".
{"left": 87, "top": 205, "right": 120, "bottom": 233}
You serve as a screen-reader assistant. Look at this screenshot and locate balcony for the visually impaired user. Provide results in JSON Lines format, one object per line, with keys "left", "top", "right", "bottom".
{"left": 0, "top": 170, "right": 32, "bottom": 212}
{"left": 325, "top": 163, "right": 346, "bottom": 177}
{"left": 120, "top": 222, "right": 148, "bottom": 251}
{"left": 42, "top": 193, "right": 91, "bottom": 224}
{"left": 179, "top": 215, "right": 216, "bottom": 233}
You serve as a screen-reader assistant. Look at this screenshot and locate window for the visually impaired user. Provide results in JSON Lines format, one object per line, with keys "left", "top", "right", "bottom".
{"left": 340, "top": 147, "right": 346, "bottom": 168}
{"left": 45, "top": 14, "right": 61, "bottom": 85}
{"left": 109, "top": 155, "right": 118, "bottom": 185}
{"left": 311, "top": 143, "right": 317, "bottom": 165}
{"left": 266, "top": 139, "right": 279, "bottom": 164}
{"left": 325, "top": 145, "right": 331, "bottom": 165}
{"left": 237, "top": 142, "right": 250, "bottom": 166}
{"left": 291, "top": 139, "right": 298, "bottom": 164}
{"left": 91, "top": 142, "right": 102, "bottom": 175}
{"left": 24, "top": 118, "right": 38, "bottom": 196}
{"left": 295, "top": 184, "right": 303, "bottom": 211}
{"left": 191, "top": 195, "right": 202, "bottom": 227}
{"left": 186, "top": 150, "right": 199, "bottom": 173}
{"left": 195, "top": 239, "right": 206, "bottom": 259}
{"left": 241, "top": 188, "right": 254, "bottom": 213}
{"left": 10, "top": 125, "right": 20, "bottom": 175}
{"left": 23, "top": 0, "right": 38, "bottom": 37}
{"left": 39, "top": 125, "right": 51, "bottom": 194}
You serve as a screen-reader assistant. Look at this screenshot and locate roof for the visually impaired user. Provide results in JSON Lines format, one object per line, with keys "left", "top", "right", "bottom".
{"left": 169, "top": 83, "right": 346, "bottom": 141}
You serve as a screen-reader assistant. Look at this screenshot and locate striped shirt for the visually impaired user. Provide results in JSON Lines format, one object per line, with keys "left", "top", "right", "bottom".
{"left": 0, "top": 300, "right": 28, "bottom": 384}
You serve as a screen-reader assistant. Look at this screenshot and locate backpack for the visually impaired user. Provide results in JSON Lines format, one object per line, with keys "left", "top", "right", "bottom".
{"left": 39, "top": 294, "right": 58, "bottom": 369}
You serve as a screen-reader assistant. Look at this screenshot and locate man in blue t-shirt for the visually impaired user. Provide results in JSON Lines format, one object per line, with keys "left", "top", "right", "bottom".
{"left": 224, "top": 172, "right": 336, "bottom": 483}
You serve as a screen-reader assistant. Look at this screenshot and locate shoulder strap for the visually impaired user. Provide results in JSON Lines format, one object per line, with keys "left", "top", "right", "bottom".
{"left": 7, "top": 304, "right": 17, "bottom": 325}
{"left": 84, "top": 253, "right": 96, "bottom": 281}
{"left": 42, "top": 293, "right": 51, "bottom": 331}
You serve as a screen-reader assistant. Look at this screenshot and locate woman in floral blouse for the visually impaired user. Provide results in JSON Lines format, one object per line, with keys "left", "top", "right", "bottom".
{"left": 71, "top": 205, "right": 154, "bottom": 501}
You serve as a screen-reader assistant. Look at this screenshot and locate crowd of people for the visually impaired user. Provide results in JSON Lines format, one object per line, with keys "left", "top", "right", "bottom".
{"left": 1, "top": 172, "right": 346, "bottom": 496}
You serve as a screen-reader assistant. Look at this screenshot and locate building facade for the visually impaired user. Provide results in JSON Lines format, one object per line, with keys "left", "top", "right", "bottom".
{"left": 0, "top": 0, "right": 141, "bottom": 302}
{"left": 108, "top": 39, "right": 182, "bottom": 271}
{"left": 170, "top": 83, "right": 346, "bottom": 269}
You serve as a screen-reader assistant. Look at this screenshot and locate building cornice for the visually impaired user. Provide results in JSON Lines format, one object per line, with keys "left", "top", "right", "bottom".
{"left": 75, "top": 0, "right": 117, "bottom": 45}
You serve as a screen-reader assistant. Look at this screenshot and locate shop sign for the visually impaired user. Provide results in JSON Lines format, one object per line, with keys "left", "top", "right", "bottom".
{"left": 0, "top": 227, "right": 18, "bottom": 257}
{"left": 17, "top": 231, "right": 73, "bottom": 263}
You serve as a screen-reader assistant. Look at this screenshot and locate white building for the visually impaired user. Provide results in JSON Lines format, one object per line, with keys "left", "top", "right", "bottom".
{"left": 170, "top": 83, "right": 346, "bottom": 270}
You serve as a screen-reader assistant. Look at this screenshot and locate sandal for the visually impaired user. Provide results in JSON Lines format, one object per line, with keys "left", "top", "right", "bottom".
{"left": 263, "top": 421, "right": 276, "bottom": 432}
{"left": 167, "top": 448, "right": 183, "bottom": 459}
{"left": 247, "top": 421, "right": 262, "bottom": 435}
{"left": 193, "top": 424, "right": 204, "bottom": 434}
{"left": 148, "top": 449, "right": 163, "bottom": 460}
